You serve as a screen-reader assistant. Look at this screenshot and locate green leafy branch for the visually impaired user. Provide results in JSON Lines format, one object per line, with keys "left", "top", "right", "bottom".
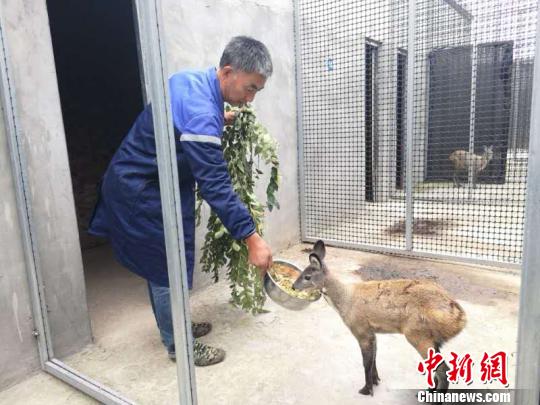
{"left": 195, "top": 105, "right": 280, "bottom": 314}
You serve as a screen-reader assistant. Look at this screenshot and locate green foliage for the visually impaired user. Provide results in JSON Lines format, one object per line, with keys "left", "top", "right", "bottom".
{"left": 195, "top": 105, "right": 280, "bottom": 314}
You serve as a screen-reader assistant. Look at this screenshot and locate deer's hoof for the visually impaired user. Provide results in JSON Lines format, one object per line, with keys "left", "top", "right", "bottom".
{"left": 359, "top": 385, "right": 373, "bottom": 396}
{"left": 434, "top": 374, "right": 449, "bottom": 392}
{"left": 426, "top": 388, "right": 445, "bottom": 405}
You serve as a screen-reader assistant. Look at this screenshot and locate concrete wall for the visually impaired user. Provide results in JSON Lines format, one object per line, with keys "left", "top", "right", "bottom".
{"left": 0, "top": 0, "right": 92, "bottom": 389}
{"left": 161, "top": 0, "right": 300, "bottom": 288}
{"left": 0, "top": 99, "right": 40, "bottom": 390}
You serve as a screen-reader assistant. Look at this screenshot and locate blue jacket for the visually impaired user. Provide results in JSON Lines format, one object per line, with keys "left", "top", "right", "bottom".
{"left": 89, "top": 67, "right": 256, "bottom": 288}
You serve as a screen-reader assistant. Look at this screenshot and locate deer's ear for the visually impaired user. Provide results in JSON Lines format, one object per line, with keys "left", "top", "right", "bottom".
{"left": 309, "top": 253, "right": 322, "bottom": 270}
{"left": 313, "top": 240, "right": 326, "bottom": 260}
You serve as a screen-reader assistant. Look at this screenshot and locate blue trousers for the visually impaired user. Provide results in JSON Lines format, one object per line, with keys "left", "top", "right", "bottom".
{"left": 147, "top": 281, "right": 175, "bottom": 353}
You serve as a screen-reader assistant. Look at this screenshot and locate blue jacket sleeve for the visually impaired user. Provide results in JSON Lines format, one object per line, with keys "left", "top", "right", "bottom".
{"left": 179, "top": 113, "right": 256, "bottom": 240}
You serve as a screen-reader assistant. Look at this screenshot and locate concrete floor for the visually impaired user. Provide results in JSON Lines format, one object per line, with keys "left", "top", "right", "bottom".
{"left": 0, "top": 242, "right": 520, "bottom": 404}
{"left": 316, "top": 194, "right": 525, "bottom": 264}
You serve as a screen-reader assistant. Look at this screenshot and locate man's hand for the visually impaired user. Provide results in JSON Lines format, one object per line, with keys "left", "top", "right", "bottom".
{"left": 224, "top": 110, "right": 238, "bottom": 126}
{"left": 245, "top": 232, "right": 273, "bottom": 278}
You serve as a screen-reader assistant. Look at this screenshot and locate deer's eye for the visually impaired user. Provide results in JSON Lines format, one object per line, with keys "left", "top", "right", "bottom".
{"left": 305, "top": 275, "right": 311, "bottom": 281}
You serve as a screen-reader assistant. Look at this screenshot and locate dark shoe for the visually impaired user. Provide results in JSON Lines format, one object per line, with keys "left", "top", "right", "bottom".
{"left": 193, "top": 340, "right": 226, "bottom": 367}
{"left": 168, "top": 349, "right": 176, "bottom": 361}
{"left": 192, "top": 321, "right": 212, "bottom": 338}
{"left": 167, "top": 340, "right": 226, "bottom": 367}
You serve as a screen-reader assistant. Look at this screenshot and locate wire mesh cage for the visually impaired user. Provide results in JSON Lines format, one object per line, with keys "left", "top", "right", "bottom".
{"left": 296, "top": 0, "right": 537, "bottom": 265}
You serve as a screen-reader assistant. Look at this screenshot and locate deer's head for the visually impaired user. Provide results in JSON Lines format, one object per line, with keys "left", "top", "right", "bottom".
{"left": 293, "top": 240, "right": 328, "bottom": 291}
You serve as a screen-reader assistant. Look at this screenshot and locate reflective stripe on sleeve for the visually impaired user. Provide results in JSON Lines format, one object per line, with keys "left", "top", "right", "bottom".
{"left": 180, "top": 134, "right": 221, "bottom": 145}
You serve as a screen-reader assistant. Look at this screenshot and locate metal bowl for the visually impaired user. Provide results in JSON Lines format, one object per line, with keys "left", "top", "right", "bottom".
{"left": 264, "top": 259, "right": 321, "bottom": 311}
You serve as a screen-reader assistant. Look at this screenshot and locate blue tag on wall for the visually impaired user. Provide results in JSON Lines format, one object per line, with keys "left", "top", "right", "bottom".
{"left": 326, "top": 58, "right": 334, "bottom": 71}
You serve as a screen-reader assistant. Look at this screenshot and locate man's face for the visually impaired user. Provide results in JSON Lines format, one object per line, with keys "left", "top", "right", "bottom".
{"left": 220, "top": 66, "right": 266, "bottom": 107}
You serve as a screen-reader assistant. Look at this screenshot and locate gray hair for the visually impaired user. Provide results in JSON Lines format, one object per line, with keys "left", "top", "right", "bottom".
{"left": 219, "top": 36, "right": 273, "bottom": 78}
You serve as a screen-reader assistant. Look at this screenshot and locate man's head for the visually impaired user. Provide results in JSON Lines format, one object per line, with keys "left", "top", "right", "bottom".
{"left": 217, "top": 36, "right": 273, "bottom": 107}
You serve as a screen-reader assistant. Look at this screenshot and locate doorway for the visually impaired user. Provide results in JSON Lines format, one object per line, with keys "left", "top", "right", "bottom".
{"left": 365, "top": 41, "right": 378, "bottom": 202}
{"left": 425, "top": 45, "right": 473, "bottom": 181}
{"left": 46, "top": 0, "right": 144, "bottom": 250}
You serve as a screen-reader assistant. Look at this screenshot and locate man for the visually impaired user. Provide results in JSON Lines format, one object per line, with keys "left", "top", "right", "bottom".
{"left": 89, "top": 36, "right": 273, "bottom": 366}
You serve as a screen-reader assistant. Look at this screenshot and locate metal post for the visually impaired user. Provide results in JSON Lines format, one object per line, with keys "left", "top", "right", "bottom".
{"left": 134, "top": 1, "right": 197, "bottom": 404}
{"left": 467, "top": 43, "right": 478, "bottom": 196}
{"left": 293, "top": 0, "right": 308, "bottom": 241}
{"left": 371, "top": 42, "right": 380, "bottom": 202}
{"left": 514, "top": 2, "right": 540, "bottom": 403}
{"left": 405, "top": 0, "right": 416, "bottom": 250}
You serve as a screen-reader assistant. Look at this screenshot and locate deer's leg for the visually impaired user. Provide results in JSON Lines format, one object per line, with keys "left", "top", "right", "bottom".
{"left": 434, "top": 362, "right": 450, "bottom": 392}
{"left": 372, "top": 335, "right": 381, "bottom": 386}
{"left": 453, "top": 170, "right": 460, "bottom": 187}
{"left": 405, "top": 333, "right": 449, "bottom": 393}
{"left": 355, "top": 332, "right": 377, "bottom": 396}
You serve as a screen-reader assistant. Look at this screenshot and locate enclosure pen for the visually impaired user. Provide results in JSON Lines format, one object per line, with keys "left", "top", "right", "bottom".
{"left": 296, "top": 0, "right": 537, "bottom": 267}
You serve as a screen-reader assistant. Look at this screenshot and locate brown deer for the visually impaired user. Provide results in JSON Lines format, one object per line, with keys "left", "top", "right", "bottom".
{"left": 292, "top": 240, "right": 466, "bottom": 396}
{"left": 449, "top": 145, "right": 494, "bottom": 188}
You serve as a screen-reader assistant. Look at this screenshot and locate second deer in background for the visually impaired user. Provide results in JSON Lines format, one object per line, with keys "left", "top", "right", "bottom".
{"left": 449, "top": 145, "right": 494, "bottom": 188}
